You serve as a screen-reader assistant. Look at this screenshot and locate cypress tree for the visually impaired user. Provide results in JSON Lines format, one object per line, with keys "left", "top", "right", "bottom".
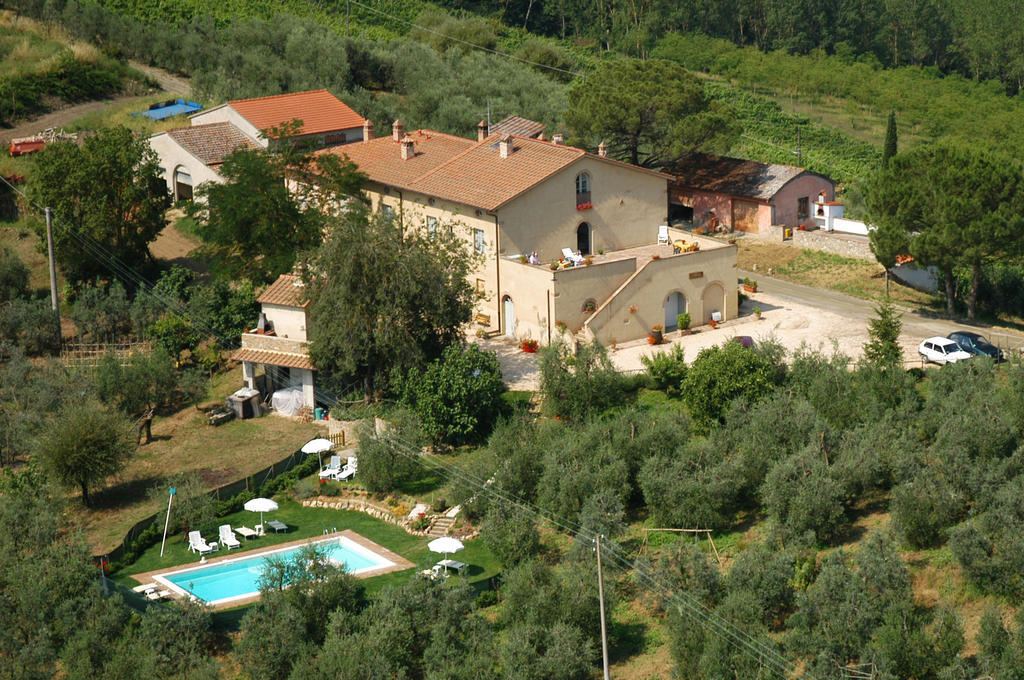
{"left": 882, "top": 111, "right": 898, "bottom": 165}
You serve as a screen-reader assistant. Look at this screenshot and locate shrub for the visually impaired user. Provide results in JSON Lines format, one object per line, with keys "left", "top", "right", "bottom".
{"left": 682, "top": 339, "right": 783, "bottom": 427}
{"left": 402, "top": 342, "right": 506, "bottom": 448}
{"left": 641, "top": 344, "right": 686, "bottom": 396}
{"left": 0, "top": 245, "right": 29, "bottom": 303}
{"left": 676, "top": 311, "right": 690, "bottom": 330}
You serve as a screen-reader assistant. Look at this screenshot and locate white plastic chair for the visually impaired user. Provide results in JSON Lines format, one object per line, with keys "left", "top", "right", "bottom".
{"left": 657, "top": 225, "right": 670, "bottom": 245}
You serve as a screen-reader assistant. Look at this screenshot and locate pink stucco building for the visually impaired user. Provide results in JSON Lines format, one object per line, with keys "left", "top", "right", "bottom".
{"left": 666, "top": 154, "right": 837, "bottom": 234}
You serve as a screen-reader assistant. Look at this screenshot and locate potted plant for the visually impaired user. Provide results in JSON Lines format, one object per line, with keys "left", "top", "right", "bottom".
{"left": 753, "top": 306, "right": 762, "bottom": 319}
{"left": 709, "top": 318, "right": 718, "bottom": 329}
{"left": 677, "top": 312, "right": 691, "bottom": 334}
{"left": 555, "top": 320, "right": 568, "bottom": 333}
{"left": 742, "top": 277, "right": 758, "bottom": 293}
{"left": 628, "top": 304, "right": 638, "bottom": 314}
{"left": 652, "top": 254, "right": 661, "bottom": 260}
{"left": 583, "top": 300, "right": 597, "bottom": 313}
{"left": 648, "top": 324, "right": 664, "bottom": 345}
{"left": 520, "top": 339, "right": 539, "bottom": 353}
{"left": 584, "top": 256, "right": 594, "bottom": 266}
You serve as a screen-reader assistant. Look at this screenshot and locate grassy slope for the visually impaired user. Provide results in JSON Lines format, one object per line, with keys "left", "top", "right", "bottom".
{"left": 74, "top": 367, "right": 321, "bottom": 555}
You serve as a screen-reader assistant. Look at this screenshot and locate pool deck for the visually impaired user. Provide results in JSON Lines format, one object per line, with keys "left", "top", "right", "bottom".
{"left": 131, "top": 529, "right": 415, "bottom": 609}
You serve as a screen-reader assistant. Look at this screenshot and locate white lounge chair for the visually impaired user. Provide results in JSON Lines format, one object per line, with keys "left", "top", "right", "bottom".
{"left": 338, "top": 456, "right": 358, "bottom": 480}
{"left": 187, "top": 530, "right": 213, "bottom": 555}
{"left": 319, "top": 455, "right": 342, "bottom": 479}
{"left": 219, "top": 524, "right": 240, "bottom": 550}
{"left": 657, "top": 224, "right": 670, "bottom": 245}
{"left": 560, "top": 247, "right": 583, "bottom": 265}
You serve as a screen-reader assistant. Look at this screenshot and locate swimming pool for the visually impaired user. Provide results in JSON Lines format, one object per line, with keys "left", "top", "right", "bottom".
{"left": 153, "top": 535, "right": 395, "bottom": 606}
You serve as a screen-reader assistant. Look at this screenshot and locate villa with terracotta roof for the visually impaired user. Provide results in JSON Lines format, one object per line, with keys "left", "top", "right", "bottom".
{"left": 312, "top": 120, "right": 738, "bottom": 346}
{"left": 149, "top": 89, "right": 366, "bottom": 201}
{"left": 230, "top": 274, "right": 317, "bottom": 410}
{"left": 666, "top": 153, "right": 837, "bottom": 235}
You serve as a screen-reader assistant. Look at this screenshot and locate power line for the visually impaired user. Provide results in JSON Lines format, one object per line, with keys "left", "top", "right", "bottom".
{"left": 372, "top": 429, "right": 807, "bottom": 680}
{"left": 345, "top": 0, "right": 582, "bottom": 79}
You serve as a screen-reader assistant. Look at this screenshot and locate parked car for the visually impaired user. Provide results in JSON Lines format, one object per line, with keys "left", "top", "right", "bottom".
{"left": 947, "top": 331, "right": 1004, "bottom": 361}
{"left": 918, "top": 337, "right": 972, "bottom": 365}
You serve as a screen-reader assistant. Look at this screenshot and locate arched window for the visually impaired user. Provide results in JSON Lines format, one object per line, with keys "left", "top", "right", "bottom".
{"left": 575, "top": 172, "right": 591, "bottom": 205}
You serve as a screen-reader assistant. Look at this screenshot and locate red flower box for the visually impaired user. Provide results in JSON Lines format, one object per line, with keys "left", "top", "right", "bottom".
{"left": 576, "top": 201, "right": 593, "bottom": 211}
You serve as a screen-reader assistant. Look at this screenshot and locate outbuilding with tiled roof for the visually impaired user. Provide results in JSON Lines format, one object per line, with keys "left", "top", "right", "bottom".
{"left": 665, "top": 153, "right": 836, "bottom": 234}
{"left": 149, "top": 89, "right": 368, "bottom": 202}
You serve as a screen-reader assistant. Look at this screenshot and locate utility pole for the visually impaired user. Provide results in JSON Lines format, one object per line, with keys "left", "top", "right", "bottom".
{"left": 596, "top": 534, "right": 611, "bottom": 680}
{"left": 159, "top": 486, "right": 176, "bottom": 557}
{"left": 347, "top": 0, "right": 351, "bottom": 37}
{"left": 796, "top": 128, "right": 803, "bottom": 166}
{"left": 44, "top": 207, "right": 60, "bottom": 340}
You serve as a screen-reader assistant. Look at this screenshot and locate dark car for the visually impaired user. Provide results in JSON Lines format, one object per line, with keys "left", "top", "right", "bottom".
{"left": 948, "top": 331, "right": 1004, "bottom": 361}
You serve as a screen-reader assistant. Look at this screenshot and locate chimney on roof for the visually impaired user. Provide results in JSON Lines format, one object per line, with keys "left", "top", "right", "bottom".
{"left": 400, "top": 134, "right": 415, "bottom": 160}
{"left": 477, "top": 119, "right": 488, "bottom": 142}
{"left": 363, "top": 119, "right": 374, "bottom": 141}
{"left": 499, "top": 134, "right": 513, "bottom": 159}
{"left": 598, "top": 141, "right": 607, "bottom": 157}
{"left": 552, "top": 133, "right": 564, "bottom": 145}
{"left": 392, "top": 120, "right": 404, "bottom": 142}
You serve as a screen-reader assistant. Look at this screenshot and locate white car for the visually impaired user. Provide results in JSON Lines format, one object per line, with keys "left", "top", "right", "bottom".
{"left": 918, "top": 337, "right": 972, "bottom": 365}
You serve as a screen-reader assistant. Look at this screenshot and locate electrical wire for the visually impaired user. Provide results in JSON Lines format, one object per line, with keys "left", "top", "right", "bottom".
{"left": 0, "top": 175, "right": 806, "bottom": 678}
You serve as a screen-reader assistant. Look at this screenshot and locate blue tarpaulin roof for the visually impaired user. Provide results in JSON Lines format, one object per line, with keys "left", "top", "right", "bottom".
{"left": 136, "top": 99, "right": 202, "bottom": 121}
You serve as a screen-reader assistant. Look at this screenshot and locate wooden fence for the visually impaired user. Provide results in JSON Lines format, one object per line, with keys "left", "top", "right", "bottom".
{"left": 61, "top": 339, "right": 152, "bottom": 367}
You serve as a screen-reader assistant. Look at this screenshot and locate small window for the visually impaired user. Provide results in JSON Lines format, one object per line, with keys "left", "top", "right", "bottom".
{"left": 381, "top": 204, "right": 394, "bottom": 218}
{"left": 575, "top": 172, "right": 591, "bottom": 205}
{"left": 427, "top": 216, "right": 438, "bottom": 238}
{"left": 797, "top": 196, "right": 809, "bottom": 220}
{"left": 474, "top": 228, "right": 486, "bottom": 255}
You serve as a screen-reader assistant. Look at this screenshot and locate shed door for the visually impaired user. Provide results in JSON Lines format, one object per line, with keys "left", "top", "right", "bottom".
{"left": 733, "top": 200, "right": 759, "bottom": 232}
{"left": 174, "top": 168, "right": 193, "bottom": 201}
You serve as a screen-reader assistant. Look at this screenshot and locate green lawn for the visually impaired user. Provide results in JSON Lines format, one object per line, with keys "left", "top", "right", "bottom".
{"left": 114, "top": 497, "right": 500, "bottom": 599}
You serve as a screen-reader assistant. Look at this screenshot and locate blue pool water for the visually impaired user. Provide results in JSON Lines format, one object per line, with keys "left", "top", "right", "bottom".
{"left": 155, "top": 536, "right": 393, "bottom": 605}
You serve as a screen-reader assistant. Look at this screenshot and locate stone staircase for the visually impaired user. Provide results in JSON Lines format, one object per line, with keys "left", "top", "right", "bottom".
{"left": 427, "top": 515, "right": 456, "bottom": 537}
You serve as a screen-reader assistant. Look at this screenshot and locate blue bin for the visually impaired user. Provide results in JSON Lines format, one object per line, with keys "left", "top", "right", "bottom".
{"left": 314, "top": 407, "right": 324, "bottom": 420}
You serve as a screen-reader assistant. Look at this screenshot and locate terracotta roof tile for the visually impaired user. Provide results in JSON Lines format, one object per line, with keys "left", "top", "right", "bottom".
{"left": 228, "top": 89, "right": 365, "bottom": 137}
{"left": 231, "top": 348, "right": 314, "bottom": 370}
{"left": 665, "top": 153, "right": 830, "bottom": 201}
{"left": 257, "top": 274, "right": 310, "bottom": 308}
{"left": 166, "top": 122, "right": 257, "bottom": 165}
{"left": 320, "top": 130, "right": 475, "bottom": 189}
{"left": 320, "top": 131, "right": 669, "bottom": 211}
{"left": 489, "top": 115, "right": 546, "bottom": 138}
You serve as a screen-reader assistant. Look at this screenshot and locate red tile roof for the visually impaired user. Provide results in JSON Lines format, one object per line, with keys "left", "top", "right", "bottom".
{"left": 231, "top": 347, "right": 314, "bottom": 370}
{"left": 257, "top": 274, "right": 310, "bottom": 308}
{"left": 166, "top": 122, "right": 257, "bottom": 165}
{"left": 320, "top": 130, "right": 669, "bottom": 211}
{"left": 228, "top": 90, "right": 366, "bottom": 137}
{"left": 665, "top": 153, "right": 833, "bottom": 201}
{"left": 489, "top": 115, "right": 546, "bottom": 138}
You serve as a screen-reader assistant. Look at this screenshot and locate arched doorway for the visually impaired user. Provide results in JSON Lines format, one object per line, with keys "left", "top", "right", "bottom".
{"left": 503, "top": 296, "right": 515, "bottom": 338}
{"left": 576, "top": 223, "right": 591, "bottom": 255}
{"left": 174, "top": 166, "right": 193, "bottom": 201}
{"left": 701, "top": 283, "right": 725, "bottom": 323}
{"left": 664, "top": 291, "right": 686, "bottom": 330}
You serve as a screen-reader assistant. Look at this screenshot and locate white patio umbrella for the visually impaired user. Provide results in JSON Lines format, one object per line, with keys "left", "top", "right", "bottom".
{"left": 428, "top": 536, "right": 465, "bottom": 572}
{"left": 244, "top": 497, "right": 279, "bottom": 530}
{"left": 301, "top": 438, "right": 335, "bottom": 467}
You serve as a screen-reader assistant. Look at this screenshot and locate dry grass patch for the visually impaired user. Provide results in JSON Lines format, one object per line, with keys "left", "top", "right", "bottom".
{"left": 72, "top": 365, "right": 321, "bottom": 554}
{"left": 0, "top": 221, "right": 53, "bottom": 293}
{"left": 737, "top": 240, "right": 938, "bottom": 308}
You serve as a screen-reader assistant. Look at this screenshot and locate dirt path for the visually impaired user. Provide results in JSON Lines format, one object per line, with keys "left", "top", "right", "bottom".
{"left": 128, "top": 60, "right": 191, "bottom": 96}
{"left": 0, "top": 62, "right": 191, "bottom": 145}
{"left": 0, "top": 94, "right": 144, "bottom": 144}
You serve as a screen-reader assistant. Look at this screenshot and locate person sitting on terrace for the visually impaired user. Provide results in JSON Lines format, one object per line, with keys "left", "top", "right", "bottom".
{"left": 528, "top": 251, "right": 540, "bottom": 265}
